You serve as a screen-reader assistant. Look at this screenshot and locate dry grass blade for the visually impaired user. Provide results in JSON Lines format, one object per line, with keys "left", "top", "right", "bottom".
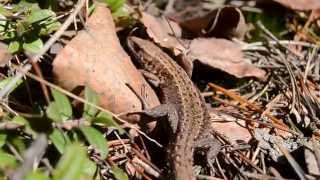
{"left": 209, "top": 83, "right": 294, "bottom": 133}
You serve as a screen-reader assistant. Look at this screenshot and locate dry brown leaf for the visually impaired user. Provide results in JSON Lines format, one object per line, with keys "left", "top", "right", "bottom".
{"left": 210, "top": 109, "right": 252, "bottom": 143}
{"left": 140, "top": 12, "right": 185, "bottom": 55}
{"left": 52, "top": 3, "right": 160, "bottom": 127}
{"left": 140, "top": 12, "right": 195, "bottom": 75}
{"left": 187, "top": 38, "right": 266, "bottom": 79}
{"left": 179, "top": 6, "right": 248, "bottom": 40}
{"left": 272, "top": 0, "right": 320, "bottom": 10}
{"left": 0, "top": 42, "right": 11, "bottom": 67}
{"left": 310, "top": 9, "right": 320, "bottom": 22}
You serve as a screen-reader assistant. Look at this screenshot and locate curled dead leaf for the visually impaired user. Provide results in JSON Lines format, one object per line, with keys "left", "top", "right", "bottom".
{"left": 140, "top": 12, "right": 185, "bottom": 55}
{"left": 187, "top": 38, "right": 266, "bottom": 79}
{"left": 52, "top": 3, "right": 160, "bottom": 129}
{"left": 179, "top": 6, "right": 248, "bottom": 40}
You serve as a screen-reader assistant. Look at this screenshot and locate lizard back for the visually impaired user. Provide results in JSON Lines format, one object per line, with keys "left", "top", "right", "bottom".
{"left": 129, "top": 37, "right": 210, "bottom": 180}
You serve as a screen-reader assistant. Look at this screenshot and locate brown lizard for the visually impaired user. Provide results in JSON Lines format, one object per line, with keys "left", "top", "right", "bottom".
{"left": 127, "top": 36, "right": 220, "bottom": 180}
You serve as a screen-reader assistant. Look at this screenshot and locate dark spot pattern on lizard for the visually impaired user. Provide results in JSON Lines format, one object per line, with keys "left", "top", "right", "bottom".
{"left": 127, "top": 36, "right": 221, "bottom": 180}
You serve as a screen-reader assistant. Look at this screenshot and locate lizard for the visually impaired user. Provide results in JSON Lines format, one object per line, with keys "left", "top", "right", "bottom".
{"left": 127, "top": 36, "right": 221, "bottom": 180}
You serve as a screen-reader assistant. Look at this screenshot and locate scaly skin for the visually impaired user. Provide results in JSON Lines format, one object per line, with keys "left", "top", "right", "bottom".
{"left": 128, "top": 36, "right": 217, "bottom": 180}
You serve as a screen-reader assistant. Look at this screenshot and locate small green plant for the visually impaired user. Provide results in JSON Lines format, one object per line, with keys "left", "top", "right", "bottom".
{"left": 46, "top": 87, "right": 127, "bottom": 179}
{"left": 0, "top": 1, "right": 61, "bottom": 54}
{"left": 47, "top": 87, "right": 124, "bottom": 157}
{"left": 0, "top": 85, "right": 127, "bottom": 179}
{"left": 107, "top": 0, "right": 131, "bottom": 20}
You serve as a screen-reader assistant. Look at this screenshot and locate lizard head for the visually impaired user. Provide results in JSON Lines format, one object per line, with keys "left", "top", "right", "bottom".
{"left": 127, "top": 36, "right": 155, "bottom": 67}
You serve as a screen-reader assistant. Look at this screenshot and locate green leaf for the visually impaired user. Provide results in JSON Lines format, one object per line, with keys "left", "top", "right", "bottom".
{"left": 23, "top": 37, "right": 43, "bottom": 54}
{"left": 112, "top": 6, "right": 130, "bottom": 18}
{"left": 0, "top": 76, "right": 23, "bottom": 94}
{"left": 0, "top": 150, "right": 17, "bottom": 169}
{"left": 40, "top": 20, "right": 61, "bottom": 35}
{"left": 23, "top": 8, "right": 61, "bottom": 36}
{"left": 49, "top": 129, "right": 68, "bottom": 154}
{"left": 8, "top": 40, "right": 21, "bottom": 54}
{"left": 1, "top": 30, "right": 16, "bottom": 40}
{"left": 26, "top": 170, "right": 49, "bottom": 180}
{"left": 12, "top": 116, "right": 27, "bottom": 126}
{"left": 80, "top": 126, "right": 108, "bottom": 159}
{"left": 105, "top": 0, "right": 125, "bottom": 12}
{"left": 12, "top": 116, "right": 37, "bottom": 138}
{"left": 14, "top": 0, "right": 40, "bottom": 12}
{"left": 51, "top": 89, "right": 73, "bottom": 121}
{"left": 25, "top": 9, "right": 56, "bottom": 24}
{"left": 46, "top": 102, "right": 62, "bottom": 122}
{"left": 10, "top": 136, "right": 26, "bottom": 154}
{"left": 0, "top": 17, "right": 16, "bottom": 40}
{"left": 84, "top": 86, "right": 99, "bottom": 121}
{"left": 94, "top": 112, "right": 125, "bottom": 134}
{"left": 53, "top": 143, "right": 87, "bottom": 180}
{"left": 0, "top": 13, "right": 7, "bottom": 31}
{"left": 16, "top": 20, "right": 29, "bottom": 37}
{"left": 0, "top": 5, "right": 11, "bottom": 16}
{"left": 80, "top": 158, "right": 97, "bottom": 179}
{"left": 0, "top": 133, "right": 6, "bottom": 147}
{"left": 111, "top": 166, "right": 129, "bottom": 180}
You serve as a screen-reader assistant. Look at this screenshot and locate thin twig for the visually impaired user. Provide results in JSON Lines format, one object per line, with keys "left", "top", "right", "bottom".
{"left": 244, "top": 40, "right": 320, "bottom": 51}
{"left": 164, "top": 0, "right": 176, "bottom": 15}
{"left": 304, "top": 47, "right": 318, "bottom": 82}
{"left": 0, "top": 122, "right": 23, "bottom": 130}
{"left": 52, "top": 118, "right": 89, "bottom": 130}
{"left": 31, "top": 62, "right": 50, "bottom": 104}
{"left": 10, "top": 134, "right": 47, "bottom": 180}
{"left": 132, "top": 157, "right": 160, "bottom": 178}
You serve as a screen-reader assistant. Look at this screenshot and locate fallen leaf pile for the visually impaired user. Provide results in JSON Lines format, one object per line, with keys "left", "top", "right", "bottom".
{"left": 187, "top": 38, "right": 266, "bottom": 79}
{"left": 138, "top": 7, "right": 266, "bottom": 80}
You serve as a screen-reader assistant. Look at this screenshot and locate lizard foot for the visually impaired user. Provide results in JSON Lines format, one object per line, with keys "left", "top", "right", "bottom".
{"left": 128, "top": 103, "right": 179, "bottom": 134}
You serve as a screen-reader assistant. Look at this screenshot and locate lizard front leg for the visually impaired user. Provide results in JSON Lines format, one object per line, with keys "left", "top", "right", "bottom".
{"left": 128, "top": 103, "right": 179, "bottom": 135}
{"left": 127, "top": 70, "right": 179, "bottom": 134}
